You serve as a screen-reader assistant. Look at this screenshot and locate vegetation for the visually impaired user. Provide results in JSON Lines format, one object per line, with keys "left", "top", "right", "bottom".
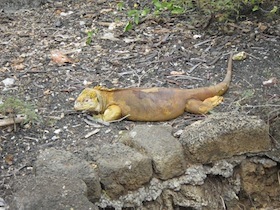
{"left": 118, "top": 0, "right": 279, "bottom": 31}
{"left": 0, "top": 97, "right": 40, "bottom": 125}
{"left": 86, "top": 29, "right": 99, "bottom": 45}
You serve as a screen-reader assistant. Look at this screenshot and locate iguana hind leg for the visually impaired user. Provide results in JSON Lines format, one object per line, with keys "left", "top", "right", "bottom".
{"left": 93, "top": 105, "right": 122, "bottom": 121}
{"left": 185, "top": 96, "right": 223, "bottom": 114}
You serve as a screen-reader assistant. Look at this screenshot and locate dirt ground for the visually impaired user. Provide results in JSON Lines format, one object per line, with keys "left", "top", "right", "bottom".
{"left": 0, "top": 0, "right": 280, "bottom": 208}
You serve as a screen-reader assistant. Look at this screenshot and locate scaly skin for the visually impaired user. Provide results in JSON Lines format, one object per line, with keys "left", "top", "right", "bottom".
{"left": 74, "top": 53, "right": 233, "bottom": 122}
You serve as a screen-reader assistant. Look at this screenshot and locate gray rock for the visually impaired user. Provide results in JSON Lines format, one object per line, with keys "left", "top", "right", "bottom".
{"left": 162, "top": 177, "right": 239, "bottom": 210}
{"left": 265, "top": 148, "right": 280, "bottom": 162}
{"left": 239, "top": 158, "right": 280, "bottom": 207}
{"left": 270, "top": 116, "right": 280, "bottom": 148}
{"left": 96, "top": 143, "right": 153, "bottom": 199}
{"left": 121, "top": 125, "right": 186, "bottom": 180}
{"left": 180, "top": 113, "right": 271, "bottom": 163}
{"left": 35, "top": 148, "right": 101, "bottom": 202}
{"left": 9, "top": 175, "right": 98, "bottom": 210}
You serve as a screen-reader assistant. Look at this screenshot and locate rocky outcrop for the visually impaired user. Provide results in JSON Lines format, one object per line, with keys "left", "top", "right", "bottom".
{"left": 179, "top": 113, "right": 271, "bottom": 163}
{"left": 96, "top": 143, "right": 153, "bottom": 199}
{"left": 120, "top": 125, "right": 186, "bottom": 180}
{"left": 9, "top": 113, "right": 280, "bottom": 209}
{"left": 34, "top": 148, "right": 101, "bottom": 202}
{"left": 9, "top": 176, "right": 98, "bottom": 210}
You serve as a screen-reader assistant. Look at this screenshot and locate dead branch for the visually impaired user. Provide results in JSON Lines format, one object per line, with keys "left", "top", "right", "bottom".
{"left": 0, "top": 115, "right": 26, "bottom": 127}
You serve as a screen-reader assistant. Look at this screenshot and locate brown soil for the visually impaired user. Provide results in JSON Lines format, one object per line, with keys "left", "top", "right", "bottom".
{"left": 0, "top": 0, "right": 279, "bottom": 208}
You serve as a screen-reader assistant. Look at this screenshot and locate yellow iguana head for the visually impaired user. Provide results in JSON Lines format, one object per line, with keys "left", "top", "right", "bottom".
{"left": 74, "top": 88, "right": 103, "bottom": 112}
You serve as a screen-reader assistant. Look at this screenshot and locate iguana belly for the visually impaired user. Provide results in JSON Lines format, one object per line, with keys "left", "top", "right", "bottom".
{"left": 111, "top": 88, "right": 187, "bottom": 121}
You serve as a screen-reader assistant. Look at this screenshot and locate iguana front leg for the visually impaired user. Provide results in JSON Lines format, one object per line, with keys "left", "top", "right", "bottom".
{"left": 185, "top": 96, "right": 223, "bottom": 114}
{"left": 93, "top": 105, "right": 122, "bottom": 122}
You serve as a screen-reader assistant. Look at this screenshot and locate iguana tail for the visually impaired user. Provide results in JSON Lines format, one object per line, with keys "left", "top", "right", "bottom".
{"left": 209, "top": 52, "right": 234, "bottom": 96}
{"left": 222, "top": 52, "right": 233, "bottom": 85}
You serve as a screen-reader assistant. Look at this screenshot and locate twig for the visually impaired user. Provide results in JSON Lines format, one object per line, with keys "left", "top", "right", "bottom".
{"left": 220, "top": 196, "right": 226, "bottom": 210}
{"left": 246, "top": 52, "right": 261, "bottom": 60}
{"left": 1, "top": 165, "right": 28, "bottom": 177}
{"left": 84, "top": 129, "right": 100, "bottom": 138}
{"left": 188, "top": 62, "right": 202, "bottom": 73}
{"left": 134, "top": 68, "right": 154, "bottom": 87}
{"left": 135, "top": 51, "right": 158, "bottom": 64}
{"left": 277, "top": 170, "right": 280, "bottom": 186}
{"left": 244, "top": 104, "right": 280, "bottom": 108}
{"left": 151, "top": 55, "right": 183, "bottom": 64}
{"left": 166, "top": 75, "right": 204, "bottom": 81}
{"left": 83, "top": 118, "right": 104, "bottom": 127}
{"left": 86, "top": 115, "right": 110, "bottom": 126}
{"left": 207, "top": 54, "right": 222, "bottom": 66}
{"left": 248, "top": 194, "right": 256, "bottom": 209}
{"left": 153, "top": 33, "right": 170, "bottom": 47}
{"left": 193, "top": 39, "right": 212, "bottom": 48}
{"left": 237, "top": 203, "right": 246, "bottom": 210}
{"left": 0, "top": 115, "right": 26, "bottom": 127}
{"left": 118, "top": 71, "right": 134, "bottom": 77}
{"left": 24, "top": 136, "right": 39, "bottom": 141}
{"left": 108, "top": 114, "right": 130, "bottom": 123}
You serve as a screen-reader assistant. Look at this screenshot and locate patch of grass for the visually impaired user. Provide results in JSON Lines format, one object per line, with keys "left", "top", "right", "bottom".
{"left": 86, "top": 29, "right": 99, "bottom": 45}
{"left": 121, "top": 0, "right": 279, "bottom": 31}
{"left": 0, "top": 97, "right": 41, "bottom": 125}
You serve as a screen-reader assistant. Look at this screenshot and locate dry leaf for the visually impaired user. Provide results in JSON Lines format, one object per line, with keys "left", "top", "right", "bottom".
{"left": 100, "top": 32, "right": 119, "bottom": 41}
{"left": 12, "top": 57, "right": 24, "bottom": 65}
{"left": 232, "top": 51, "right": 247, "bottom": 61}
{"left": 50, "top": 50, "right": 73, "bottom": 65}
{"left": 13, "top": 63, "right": 25, "bottom": 70}
{"left": 258, "top": 22, "right": 268, "bottom": 32}
{"left": 170, "top": 71, "right": 184, "bottom": 75}
{"left": 263, "top": 77, "right": 278, "bottom": 86}
{"left": 44, "top": 89, "right": 52, "bottom": 95}
{"left": 5, "top": 154, "right": 14, "bottom": 165}
{"left": 100, "top": 8, "right": 112, "bottom": 14}
{"left": 2, "top": 78, "right": 15, "bottom": 87}
{"left": 11, "top": 57, "right": 25, "bottom": 70}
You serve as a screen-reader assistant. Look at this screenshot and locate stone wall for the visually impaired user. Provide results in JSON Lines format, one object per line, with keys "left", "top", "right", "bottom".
{"left": 8, "top": 113, "right": 280, "bottom": 209}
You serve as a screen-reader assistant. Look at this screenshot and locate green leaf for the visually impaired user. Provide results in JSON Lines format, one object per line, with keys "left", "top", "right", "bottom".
{"left": 117, "top": 2, "right": 124, "bottom": 11}
{"left": 128, "top": 10, "right": 138, "bottom": 17}
{"left": 165, "top": 2, "right": 173, "bottom": 10}
{"left": 153, "top": 0, "right": 162, "bottom": 9}
{"left": 86, "top": 31, "right": 93, "bottom": 45}
{"left": 270, "top": 6, "right": 278, "bottom": 14}
{"left": 124, "top": 22, "right": 133, "bottom": 32}
{"left": 134, "top": 15, "right": 140, "bottom": 24}
{"left": 171, "top": 6, "right": 184, "bottom": 15}
{"left": 141, "top": 8, "right": 150, "bottom": 16}
{"left": 252, "top": 5, "right": 259, "bottom": 12}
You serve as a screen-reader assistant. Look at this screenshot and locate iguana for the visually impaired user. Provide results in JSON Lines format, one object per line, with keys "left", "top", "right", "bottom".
{"left": 74, "top": 53, "right": 233, "bottom": 122}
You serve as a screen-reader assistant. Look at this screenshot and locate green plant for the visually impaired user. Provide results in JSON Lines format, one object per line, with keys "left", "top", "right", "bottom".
{"left": 242, "top": 0, "right": 264, "bottom": 11}
{"left": 0, "top": 97, "right": 41, "bottom": 125}
{"left": 117, "top": 1, "right": 125, "bottom": 11}
{"left": 122, "top": 0, "right": 279, "bottom": 31}
{"left": 124, "top": 8, "right": 150, "bottom": 31}
{"left": 153, "top": 0, "right": 185, "bottom": 15}
{"left": 195, "top": 0, "right": 239, "bottom": 20}
{"left": 124, "top": 0, "right": 186, "bottom": 31}
{"left": 86, "top": 29, "right": 98, "bottom": 45}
